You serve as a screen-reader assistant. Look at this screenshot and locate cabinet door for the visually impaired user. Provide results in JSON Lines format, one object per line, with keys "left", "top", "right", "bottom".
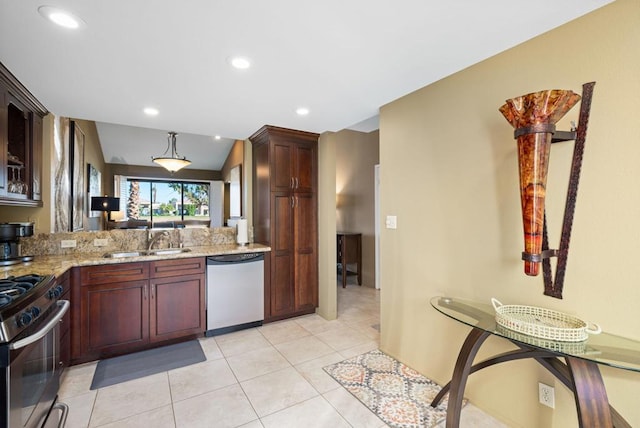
{"left": 81, "top": 280, "right": 149, "bottom": 357}
{"left": 272, "top": 142, "right": 293, "bottom": 192}
{"left": 294, "top": 193, "right": 318, "bottom": 311}
{"left": 6, "top": 95, "right": 31, "bottom": 200}
{"left": 270, "top": 192, "right": 295, "bottom": 316}
{"left": 0, "top": 66, "right": 47, "bottom": 206}
{"left": 293, "top": 142, "right": 316, "bottom": 193}
{"left": 149, "top": 273, "right": 205, "bottom": 343}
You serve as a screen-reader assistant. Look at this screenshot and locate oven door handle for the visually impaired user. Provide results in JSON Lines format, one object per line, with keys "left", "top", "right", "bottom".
{"left": 50, "top": 402, "right": 69, "bottom": 428}
{"left": 9, "top": 300, "right": 70, "bottom": 350}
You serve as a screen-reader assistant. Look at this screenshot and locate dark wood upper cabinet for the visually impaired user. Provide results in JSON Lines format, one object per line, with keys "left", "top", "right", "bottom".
{"left": 0, "top": 62, "right": 47, "bottom": 206}
{"left": 251, "top": 126, "right": 318, "bottom": 194}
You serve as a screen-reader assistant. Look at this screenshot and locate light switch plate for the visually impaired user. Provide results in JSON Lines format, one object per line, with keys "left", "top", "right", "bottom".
{"left": 93, "top": 238, "right": 108, "bottom": 247}
{"left": 385, "top": 215, "right": 397, "bottom": 229}
{"left": 60, "top": 239, "right": 77, "bottom": 248}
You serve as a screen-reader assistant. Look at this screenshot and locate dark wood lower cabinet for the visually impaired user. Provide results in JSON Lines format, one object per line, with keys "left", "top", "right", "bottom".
{"left": 150, "top": 273, "right": 205, "bottom": 343}
{"left": 71, "top": 258, "right": 205, "bottom": 365}
{"left": 271, "top": 252, "right": 295, "bottom": 317}
{"left": 82, "top": 280, "right": 150, "bottom": 357}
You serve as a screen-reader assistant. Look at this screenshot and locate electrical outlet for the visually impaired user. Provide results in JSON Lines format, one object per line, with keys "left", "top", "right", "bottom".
{"left": 385, "top": 215, "right": 397, "bottom": 229}
{"left": 60, "top": 239, "right": 77, "bottom": 248}
{"left": 93, "top": 238, "right": 109, "bottom": 247}
{"left": 539, "top": 382, "right": 555, "bottom": 408}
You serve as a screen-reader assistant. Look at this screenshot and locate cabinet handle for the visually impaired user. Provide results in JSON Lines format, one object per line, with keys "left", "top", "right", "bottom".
{"left": 151, "top": 284, "right": 155, "bottom": 299}
{"left": 291, "top": 196, "right": 294, "bottom": 208}
{"left": 143, "top": 287, "right": 147, "bottom": 300}
{"left": 290, "top": 177, "right": 294, "bottom": 189}
{"left": 295, "top": 177, "right": 299, "bottom": 189}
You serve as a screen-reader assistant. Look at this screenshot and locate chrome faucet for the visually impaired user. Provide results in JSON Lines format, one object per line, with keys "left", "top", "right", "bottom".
{"left": 147, "top": 230, "right": 170, "bottom": 251}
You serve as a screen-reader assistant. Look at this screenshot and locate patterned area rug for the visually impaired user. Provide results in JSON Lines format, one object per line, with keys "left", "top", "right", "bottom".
{"left": 324, "top": 350, "right": 464, "bottom": 428}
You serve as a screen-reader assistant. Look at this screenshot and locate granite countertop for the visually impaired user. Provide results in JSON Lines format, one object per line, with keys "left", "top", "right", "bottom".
{"left": 0, "top": 243, "right": 271, "bottom": 279}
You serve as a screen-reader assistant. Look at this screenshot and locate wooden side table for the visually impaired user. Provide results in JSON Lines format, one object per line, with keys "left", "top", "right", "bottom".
{"left": 337, "top": 232, "right": 362, "bottom": 288}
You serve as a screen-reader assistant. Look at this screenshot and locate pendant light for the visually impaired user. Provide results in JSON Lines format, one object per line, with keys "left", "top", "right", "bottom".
{"left": 152, "top": 132, "right": 191, "bottom": 172}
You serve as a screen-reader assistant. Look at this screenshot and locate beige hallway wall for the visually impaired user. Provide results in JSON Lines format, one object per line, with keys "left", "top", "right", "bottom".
{"left": 317, "top": 132, "right": 338, "bottom": 320}
{"left": 335, "top": 129, "right": 380, "bottom": 287}
{"left": 379, "top": 0, "right": 640, "bottom": 426}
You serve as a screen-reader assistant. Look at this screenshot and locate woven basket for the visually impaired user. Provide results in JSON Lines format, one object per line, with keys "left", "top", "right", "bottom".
{"left": 496, "top": 325, "right": 588, "bottom": 354}
{"left": 491, "top": 298, "right": 601, "bottom": 342}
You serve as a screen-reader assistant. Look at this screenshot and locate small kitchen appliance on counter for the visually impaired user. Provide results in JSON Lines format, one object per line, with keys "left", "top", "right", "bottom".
{"left": 0, "top": 222, "right": 35, "bottom": 266}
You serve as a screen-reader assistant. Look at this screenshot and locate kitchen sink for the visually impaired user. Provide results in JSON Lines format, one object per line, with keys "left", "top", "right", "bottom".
{"left": 103, "top": 248, "right": 191, "bottom": 258}
{"left": 148, "top": 248, "right": 192, "bottom": 256}
{"left": 103, "top": 251, "right": 149, "bottom": 258}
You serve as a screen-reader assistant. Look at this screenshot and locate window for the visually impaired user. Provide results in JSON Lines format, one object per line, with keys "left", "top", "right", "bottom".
{"left": 125, "top": 179, "right": 210, "bottom": 224}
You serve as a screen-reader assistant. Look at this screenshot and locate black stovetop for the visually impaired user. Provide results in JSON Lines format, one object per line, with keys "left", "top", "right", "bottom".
{"left": 0, "top": 274, "right": 52, "bottom": 314}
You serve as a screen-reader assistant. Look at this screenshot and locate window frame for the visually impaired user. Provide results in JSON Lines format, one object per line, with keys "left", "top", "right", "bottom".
{"left": 123, "top": 177, "right": 211, "bottom": 224}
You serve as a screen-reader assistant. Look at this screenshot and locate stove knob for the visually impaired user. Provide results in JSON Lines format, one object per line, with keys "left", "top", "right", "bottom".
{"left": 17, "top": 311, "right": 33, "bottom": 328}
{"left": 30, "top": 306, "right": 41, "bottom": 318}
{"left": 48, "top": 286, "right": 63, "bottom": 299}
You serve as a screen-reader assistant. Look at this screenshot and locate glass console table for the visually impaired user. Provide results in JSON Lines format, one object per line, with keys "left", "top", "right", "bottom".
{"left": 430, "top": 297, "right": 640, "bottom": 428}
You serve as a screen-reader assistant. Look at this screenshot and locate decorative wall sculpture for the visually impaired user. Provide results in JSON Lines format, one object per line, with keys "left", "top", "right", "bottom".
{"left": 498, "top": 82, "right": 595, "bottom": 299}
{"left": 499, "top": 89, "right": 581, "bottom": 276}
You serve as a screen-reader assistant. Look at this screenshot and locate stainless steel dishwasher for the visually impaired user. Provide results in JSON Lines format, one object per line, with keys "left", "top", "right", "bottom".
{"left": 205, "top": 252, "right": 264, "bottom": 336}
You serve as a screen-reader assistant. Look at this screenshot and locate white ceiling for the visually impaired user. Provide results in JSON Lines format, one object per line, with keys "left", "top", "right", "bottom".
{"left": 0, "top": 1, "right": 612, "bottom": 170}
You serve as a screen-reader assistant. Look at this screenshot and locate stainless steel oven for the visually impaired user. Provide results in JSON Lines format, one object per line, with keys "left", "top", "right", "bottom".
{"left": 0, "top": 275, "right": 69, "bottom": 428}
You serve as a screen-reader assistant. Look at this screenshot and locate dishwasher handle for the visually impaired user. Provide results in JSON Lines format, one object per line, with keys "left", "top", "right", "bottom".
{"left": 207, "top": 253, "right": 264, "bottom": 265}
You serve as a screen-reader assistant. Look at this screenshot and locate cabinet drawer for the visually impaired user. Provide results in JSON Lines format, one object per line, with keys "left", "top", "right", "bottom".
{"left": 149, "top": 257, "right": 205, "bottom": 278}
{"left": 80, "top": 262, "right": 149, "bottom": 286}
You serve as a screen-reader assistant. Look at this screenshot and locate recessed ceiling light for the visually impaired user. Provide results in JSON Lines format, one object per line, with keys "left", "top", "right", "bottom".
{"left": 214, "top": 135, "right": 221, "bottom": 140}
{"left": 229, "top": 57, "right": 251, "bottom": 70}
{"left": 38, "top": 6, "right": 84, "bottom": 29}
{"left": 143, "top": 107, "right": 159, "bottom": 116}
{"left": 296, "top": 107, "right": 310, "bottom": 116}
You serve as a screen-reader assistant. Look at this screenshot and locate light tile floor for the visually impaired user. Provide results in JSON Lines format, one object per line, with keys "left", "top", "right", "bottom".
{"left": 59, "top": 282, "right": 505, "bottom": 427}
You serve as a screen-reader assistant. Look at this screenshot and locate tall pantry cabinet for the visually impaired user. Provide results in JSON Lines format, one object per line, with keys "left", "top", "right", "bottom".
{"left": 250, "top": 125, "right": 319, "bottom": 322}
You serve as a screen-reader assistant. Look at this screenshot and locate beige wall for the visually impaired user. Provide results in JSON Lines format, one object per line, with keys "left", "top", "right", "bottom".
{"left": 379, "top": 0, "right": 640, "bottom": 426}
{"left": 317, "top": 132, "right": 338, "bottom": 319}
{"left": 221, "top": 140, "right": 244, "bottom": 182}
{"left": 335, "top": 129, "right": 379, "bottom": 287}
{"left": 73, "top": 119, "right": 106, "bottom": 231}
{"left": 221, "top": 140, "right": 245, "bottom": 221}
{"left": 243, "top": 139, "right": 252, "bottom": 226}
